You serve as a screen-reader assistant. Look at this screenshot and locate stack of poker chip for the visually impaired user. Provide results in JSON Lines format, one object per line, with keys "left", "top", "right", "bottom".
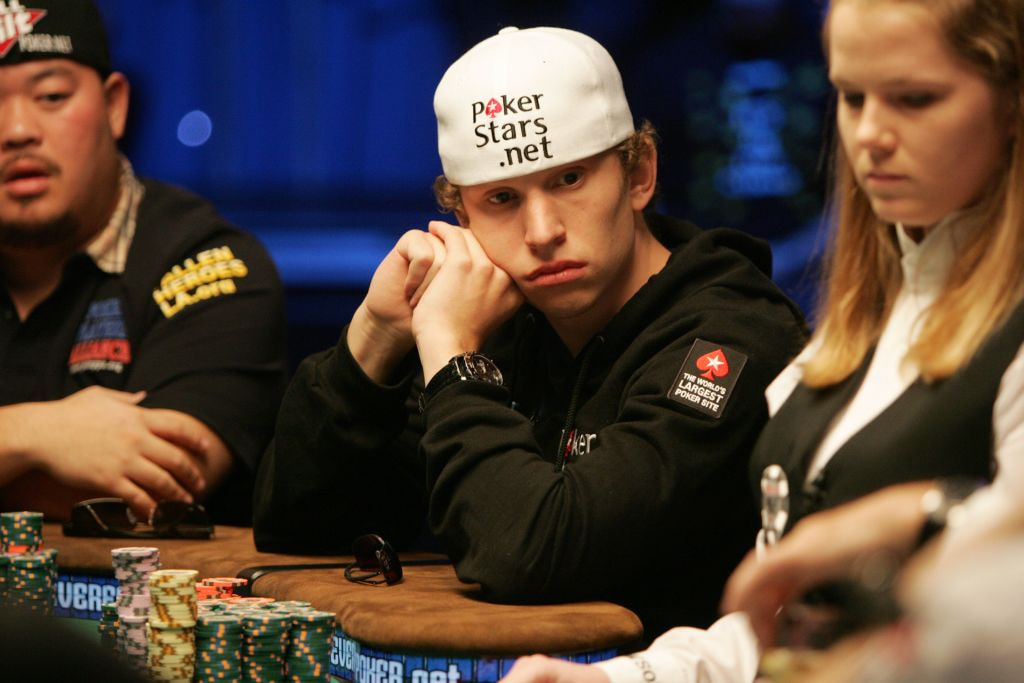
{"left": 111, "top": 546, "right": 161, "bottom": 673}
{"left": 234, "top": 596, "right": 275, "bottom": 608}
{"left": 0, "top": 510, "right": 44, "bottom": 553}
{"left": 195, "top": 581, "right": 220, "bottom": 602}
{"left": 98, "top": 602, "right": 120, "bottom": 652}
{"left": 120, "top": 614, "right": 149, "bottom": 674}
{"left": 191, "top": 596, "right": 336, "bottom": 681}
{"left": 0, "top": 510, "right": 47, "bottom": 611}
{"left": 194, "top": 613, "right": 243, "bottom": 682}
{"left": 241, "top": 611, "right": 292, "bottom": 682}
{"left": 196, "top": 597, "right": 231, "bottom": 617}
{"left": 147, "top": 621, "right": 196, "bottom": 683}
{"left": 285, "top": 610, "right": 336, "bottom": 682}
{"left": 198, "top": 577, "right": 248, "bottom": 598}
{"left": 7, "top": 548, "right": 57, "bottom": 613}
{"left": 148, "top": 569, "right": 199, "bottom": 682}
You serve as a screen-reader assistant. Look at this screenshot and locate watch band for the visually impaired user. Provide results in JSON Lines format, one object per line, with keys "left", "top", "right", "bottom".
{"left": 418, "top": 352, "right": 503, "bottom": 413}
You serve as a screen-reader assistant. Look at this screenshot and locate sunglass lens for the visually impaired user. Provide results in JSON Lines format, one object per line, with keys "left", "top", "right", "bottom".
{"left": 376, "top": 546, "right": 403, "bottom": 584}
{"left": 351, "top": 534, "right": 384, "bottom": 569}
{"left": 90, "top": 500, "right": 135, "bottom": 530}
{"left": 151, "top": 501, "right": 212, "bottom": 537}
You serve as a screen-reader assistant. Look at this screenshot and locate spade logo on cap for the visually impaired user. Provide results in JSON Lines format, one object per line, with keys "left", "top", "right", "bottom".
{"left": 485, "top": 98, "right": 502, "bottom": 119}
{"left": 0, "top": 4, "right": 46, "bottom": 59}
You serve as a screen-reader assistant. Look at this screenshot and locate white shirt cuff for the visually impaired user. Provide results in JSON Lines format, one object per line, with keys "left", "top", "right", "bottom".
{"left": 594, "top": 613, "right": 759, "bottom": 683}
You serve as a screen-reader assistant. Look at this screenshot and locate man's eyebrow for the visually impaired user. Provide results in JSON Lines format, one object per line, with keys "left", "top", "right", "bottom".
{"left": 28, "top": 66, "right": 76, "bottom": 83}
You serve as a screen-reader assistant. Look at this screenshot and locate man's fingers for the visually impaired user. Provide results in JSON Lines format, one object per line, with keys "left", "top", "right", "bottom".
{"left": 122, "top": 390, "right": 147, "bottom": 405}
{"left": 430, "top": 221, "right": 513, "bottom": 286}
{"left": 428, "top": 221, "right": 470, "bottom": 262}
{"left": 128, "top": 452, "right": 196, "bottom": 504}
{"left": 76, "top": 386, "right": 147, "bottom": 405}
{"left": 108, "top": 478, "right": 159, "bottom": 522}
{"left": 135, "top": 420, "right": 206, "bottom": 495}
{"left": 405, "top": 257, "right": 432, "bottom": 301}
{"left": 395, "top": 229, "right": 441, "bottom": 302}
{"left": 407, "top": 234, "right": 446, "bottom": 307}
{"left": 144, "top": 410, "right": 210, "bottom": 458}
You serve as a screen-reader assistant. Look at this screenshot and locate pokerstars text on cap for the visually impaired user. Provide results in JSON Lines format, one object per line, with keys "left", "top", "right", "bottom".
{"left": 434, "top": 26, "right": 634, "bottom": 186}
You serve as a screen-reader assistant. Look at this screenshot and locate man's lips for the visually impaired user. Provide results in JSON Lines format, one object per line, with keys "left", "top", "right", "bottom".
{"left": 525, "top": 260, "right": 587, "bottom": 285}
{"left": 1, "top": 156, "right": 58, "bottom": 198}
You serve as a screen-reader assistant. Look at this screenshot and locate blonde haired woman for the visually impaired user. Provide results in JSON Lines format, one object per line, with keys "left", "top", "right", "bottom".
{"left": 500, "top": 0, "right": 1024, "bottom": 681}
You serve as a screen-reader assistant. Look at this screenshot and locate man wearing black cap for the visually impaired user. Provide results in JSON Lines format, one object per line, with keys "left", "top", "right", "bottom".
{"left": 0, "top": 0, "right": 287, "bottom": 524}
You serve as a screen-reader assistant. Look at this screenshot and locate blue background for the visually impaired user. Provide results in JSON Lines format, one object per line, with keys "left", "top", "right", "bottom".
{"left": 92, "top": 0, "right": 832, "bottom": 366}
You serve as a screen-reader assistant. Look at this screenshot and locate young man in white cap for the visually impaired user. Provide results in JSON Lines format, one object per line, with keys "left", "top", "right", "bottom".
{"left": 255, "top": 26, "right": 805, "bottom": 638}
{"left": 0, "top": 0, "right": 287, "bottom": 524}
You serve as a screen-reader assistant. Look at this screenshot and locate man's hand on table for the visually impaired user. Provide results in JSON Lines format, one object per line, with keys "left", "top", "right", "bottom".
{"left": 0, "top": 386, "right": 224, "bottom": 519}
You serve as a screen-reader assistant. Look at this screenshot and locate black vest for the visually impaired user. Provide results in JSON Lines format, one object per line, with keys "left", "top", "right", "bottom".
{"left": 750, "top": 301, "right": 1024, "bottom": 532}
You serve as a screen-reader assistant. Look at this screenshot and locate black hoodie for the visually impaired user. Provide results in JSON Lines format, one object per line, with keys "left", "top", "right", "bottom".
{"left": 254, "top": 214, "right": 807, "bottom": 640}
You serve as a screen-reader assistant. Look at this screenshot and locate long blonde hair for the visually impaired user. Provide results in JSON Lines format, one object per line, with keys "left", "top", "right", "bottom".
{"left": 803, "top": 0, "right": 1024, "bottom": 387}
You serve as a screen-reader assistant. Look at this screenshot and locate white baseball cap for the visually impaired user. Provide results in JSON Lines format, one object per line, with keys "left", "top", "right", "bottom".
{"left": 434, "top": 26, "right": 635, "bottom": 186}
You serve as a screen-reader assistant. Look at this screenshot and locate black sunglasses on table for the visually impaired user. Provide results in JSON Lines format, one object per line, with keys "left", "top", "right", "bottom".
{"left": 233, "top": 534, "right": 450, "bottom": 592}
{"left": 62, "top": 497, "right": 214, "bottom": 540}
{"left": 344, "top": 534, "right": 404, "bottom": 585}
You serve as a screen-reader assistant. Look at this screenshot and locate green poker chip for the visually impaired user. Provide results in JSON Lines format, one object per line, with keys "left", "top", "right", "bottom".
{"left": 7, "top": 550, "right": 56, "bottom": 614}
{"left": 0, "top": 511, "right": 43, "bottom": 552}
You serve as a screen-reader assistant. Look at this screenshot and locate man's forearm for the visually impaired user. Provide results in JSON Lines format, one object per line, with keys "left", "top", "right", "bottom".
{"left": 0, "top": 472, "right": 91, "bottom": 520}
{"left": 0, "top": 403, "right": 45, "bottom": 486}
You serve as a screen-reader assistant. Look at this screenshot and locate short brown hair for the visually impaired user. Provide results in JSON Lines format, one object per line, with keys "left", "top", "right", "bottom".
{"left": 432, "top": 120, "right": 659, "bottom": 219}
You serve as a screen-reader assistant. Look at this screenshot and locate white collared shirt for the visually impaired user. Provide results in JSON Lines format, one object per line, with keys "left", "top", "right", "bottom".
{"left": 766, "top": 213, "right": 1024, "bottom": 555}
{"left": 778, "top": 212, "right": 983, "bottom": 483}
{"left": 594, "top": 212, "right": 1024, "bottom": 683}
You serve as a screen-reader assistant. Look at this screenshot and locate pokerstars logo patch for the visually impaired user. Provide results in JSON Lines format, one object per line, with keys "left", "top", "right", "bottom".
{"left": 470, "top": 92, "right": 554, "bottom": 171}
{"left": 68, "top": 298, "right": 132, "bottom": 375}
{"left": 668, "top": 339, "right": 748, "bottom": 419}
{"left": 0, "top": 2, "right": 46, "bottom": 58}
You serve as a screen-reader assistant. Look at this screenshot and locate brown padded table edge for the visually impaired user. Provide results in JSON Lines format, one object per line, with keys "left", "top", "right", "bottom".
{"left": 48, "top": 523, "right": 643, "bottom": 655}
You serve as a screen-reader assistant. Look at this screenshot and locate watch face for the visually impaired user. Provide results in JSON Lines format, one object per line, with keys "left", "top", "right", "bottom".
{"left": 460, "top": 353, "right": 503, "bottom": 385}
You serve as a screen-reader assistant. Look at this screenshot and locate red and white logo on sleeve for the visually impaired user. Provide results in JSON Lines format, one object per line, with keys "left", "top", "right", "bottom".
{"left": 668, "top": 339, "right": 748, "bottom": 419}
{"left": 696, "top": 348, "right": 730, "bottom": 380}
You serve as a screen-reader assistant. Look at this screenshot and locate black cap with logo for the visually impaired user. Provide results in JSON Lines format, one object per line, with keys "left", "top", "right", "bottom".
{"left": 0, "top": 0, "right": 111, "bottom": 76}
